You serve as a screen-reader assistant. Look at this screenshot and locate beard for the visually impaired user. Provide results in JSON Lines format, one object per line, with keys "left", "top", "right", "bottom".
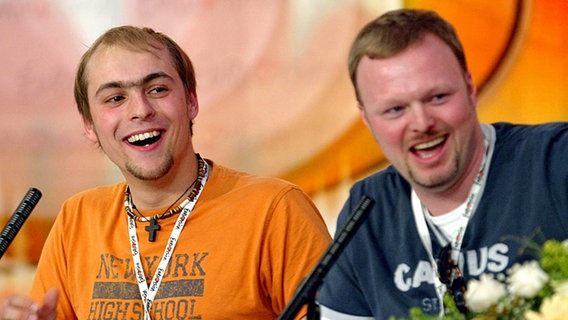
{"left": 407, "top": 153, "right": 461, "bottom": 190}
{"left": 125, "top": 152, "right": 174, "bottom": 181}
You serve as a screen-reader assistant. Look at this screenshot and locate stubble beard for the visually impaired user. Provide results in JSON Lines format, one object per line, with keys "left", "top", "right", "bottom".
{"left": 407, "top": 153, "right": 461, "bottom": 190}
{"left": 126, "top": 152, "right": 174, "bottom": 181}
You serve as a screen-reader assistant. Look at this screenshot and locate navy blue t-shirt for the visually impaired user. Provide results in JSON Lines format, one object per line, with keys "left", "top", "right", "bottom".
{"left": 318, "top": 122, "right": 568, "bottom": 319}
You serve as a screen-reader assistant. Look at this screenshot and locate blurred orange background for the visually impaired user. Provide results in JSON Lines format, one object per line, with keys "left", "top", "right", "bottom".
{"left": 0, "top": 0, "right": 566, "bottom": 298}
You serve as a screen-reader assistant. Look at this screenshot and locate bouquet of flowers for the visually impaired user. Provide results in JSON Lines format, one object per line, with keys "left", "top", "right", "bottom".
{"left": 406, "top": 239, "right": 568, "bottom": 319}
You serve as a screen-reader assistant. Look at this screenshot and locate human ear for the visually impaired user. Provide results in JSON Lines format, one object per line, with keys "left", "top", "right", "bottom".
{"left": 187, "top": 92, "right": 199, "bottom": 120}
{"left": 82, "top": 116, "right": 99, "bottom": 144}
{"left": 358, "top": 103, "right": 371, "bottom": 129}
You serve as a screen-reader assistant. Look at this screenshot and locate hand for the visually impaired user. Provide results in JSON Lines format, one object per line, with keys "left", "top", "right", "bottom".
{"left": 0, "top": 288, "right": 58, "bottom": 320}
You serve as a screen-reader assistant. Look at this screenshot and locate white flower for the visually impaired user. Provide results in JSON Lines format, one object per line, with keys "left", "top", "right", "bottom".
{"left": 561, "top": 239, "right": 568, "bottom": 252}
{"left": 524, "top": 295, "right": 568, "bottom": 320}
{"left": 465, "top": 273, "right": 506, "bottom": 313}
{"left": 507, "top": 260, "right": 549, "bottom": 298}
{"left": 553, "top": 280, "right": 568, "bottom": 297}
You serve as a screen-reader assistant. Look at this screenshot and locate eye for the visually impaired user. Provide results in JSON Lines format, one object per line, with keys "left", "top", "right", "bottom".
{"left": 389, "top": 105, "right": 404, "bottom": 113}
{"left": 383, "top": 105, "right": 406, "bottom": 118}
{"left": 106, "top": 95, "right": 125, "bottom": 104}
{"left": 148, "top": 86, "right": 169, "bottom": 96}
{"left": 429, "top": 93, "right": 448, "bottom": 104}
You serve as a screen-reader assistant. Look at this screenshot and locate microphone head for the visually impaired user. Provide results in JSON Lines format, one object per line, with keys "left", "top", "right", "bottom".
{"left": 0, "top": 187, "right": 42, "bottom": 258}
{"left": 16, "top": 187, "right": 42, "bottom": 218}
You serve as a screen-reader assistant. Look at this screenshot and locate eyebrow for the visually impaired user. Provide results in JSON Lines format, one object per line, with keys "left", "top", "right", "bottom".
{"left": 94, "top": 72, "right": 173, "bottom": 97}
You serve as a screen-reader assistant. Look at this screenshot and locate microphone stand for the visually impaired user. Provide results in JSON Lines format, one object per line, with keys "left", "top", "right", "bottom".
{"left": 278, "top": 195, "right": 374, "bottom": 320}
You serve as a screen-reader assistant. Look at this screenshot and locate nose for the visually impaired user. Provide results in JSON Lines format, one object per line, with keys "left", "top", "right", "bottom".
{"left": 409, "top": 104, "right": 435, "bottom": 132}
{"left": 129, "top": 93, "right": 156, "bottom": 121}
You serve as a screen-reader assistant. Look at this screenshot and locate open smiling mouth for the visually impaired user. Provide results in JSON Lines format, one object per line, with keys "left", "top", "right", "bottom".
{"left": 127, "top": 130, "right": 162, "bottom": 146}
{"left": 411, "top": 135, "right": 447, "bottom": 159}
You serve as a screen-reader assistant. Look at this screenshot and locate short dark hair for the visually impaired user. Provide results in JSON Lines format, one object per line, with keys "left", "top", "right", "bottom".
{"left": 74, "top": 26, "right": 197, "bottom": 125}
{"left": 348, "top": 9, "right": 467, "bottom": 103}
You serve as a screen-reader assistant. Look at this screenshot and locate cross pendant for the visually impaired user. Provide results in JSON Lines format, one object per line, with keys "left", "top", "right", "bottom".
{"left": 145, "top": 219, "right": 161, "bottom": 242}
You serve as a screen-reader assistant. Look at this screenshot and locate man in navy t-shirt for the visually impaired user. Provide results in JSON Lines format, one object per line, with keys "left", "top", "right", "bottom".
{"left": 317, "top": 8, "right": 568, "bottom": 319}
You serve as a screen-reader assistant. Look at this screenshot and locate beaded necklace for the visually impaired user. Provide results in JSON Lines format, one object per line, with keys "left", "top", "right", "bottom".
{"left": 124, "top": 154, "right": 206, "bottom": 241}
{"left": 126, "top": 156, "right": 209, "bottom": 320}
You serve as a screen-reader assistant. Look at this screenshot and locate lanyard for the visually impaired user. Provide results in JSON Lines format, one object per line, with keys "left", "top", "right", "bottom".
{"left": 127, "top": 161, "right": 209, "bottom": 320}
{"left": 411, "top": 124, "right": 495, "bottom": 313}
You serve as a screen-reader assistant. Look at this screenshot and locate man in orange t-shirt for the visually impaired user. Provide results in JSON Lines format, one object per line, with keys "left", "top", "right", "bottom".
{"left": 0, "top": 26, "right": 330, "bottom": 319}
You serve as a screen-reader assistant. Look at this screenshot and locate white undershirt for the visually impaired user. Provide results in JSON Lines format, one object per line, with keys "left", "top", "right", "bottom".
{"left": 423, "top": 202, "right": 466, "bottom": 245}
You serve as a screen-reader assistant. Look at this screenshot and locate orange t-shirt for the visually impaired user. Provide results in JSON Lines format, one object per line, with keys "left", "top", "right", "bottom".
{"left": 31, "top": 160, "right": 331, "bottom": 319}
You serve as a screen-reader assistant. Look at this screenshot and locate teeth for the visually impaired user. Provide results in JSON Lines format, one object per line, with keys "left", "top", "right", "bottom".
{"left": 127, "top": 130, "right": 160, "bottom": 143}
{"left": 414, "top": 136, "right": 445, "bottom": 150}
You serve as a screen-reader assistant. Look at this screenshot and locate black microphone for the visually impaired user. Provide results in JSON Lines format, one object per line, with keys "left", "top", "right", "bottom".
{"left": 0, "top": 187, "right": 42, "bottom": 259}
{"left": 278, "top": 195, "right": 375, "bottom": 320}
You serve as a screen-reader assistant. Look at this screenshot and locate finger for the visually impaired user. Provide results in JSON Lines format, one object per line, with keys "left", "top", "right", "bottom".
{"left": 42, "top": 288, "right": 59, "bottom": 310}
{"left": 37, "top": 288, "right": 59, "bottom": 320}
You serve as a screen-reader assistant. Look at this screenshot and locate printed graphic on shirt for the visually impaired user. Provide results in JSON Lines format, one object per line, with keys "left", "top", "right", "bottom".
{"left": 90, "top": 252, "right": 208, "bottom": 319}
{"left": 393, "top": 243, "right": 510, "bottom": 313}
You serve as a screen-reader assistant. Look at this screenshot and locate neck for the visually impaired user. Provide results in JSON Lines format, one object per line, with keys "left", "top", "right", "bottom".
{"left": 127, "top": 153, "right": 200, "bottom": 210}
{"left": 414, "top": 131, "right": 486, "bottom": 216}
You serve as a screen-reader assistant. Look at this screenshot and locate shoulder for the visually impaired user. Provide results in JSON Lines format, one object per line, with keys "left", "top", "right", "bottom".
{"left": 49, "top": 182, "right": 126, "bottom": 234}
{"left": 203, "top": 159, "right": 329, "bottom": 239}
{"left": 493, "top": 122, "right": 568, "bottom": 143}
{"left": 491, "top": 122, "right": 568, "bottom": 160}
{"left": 206, "top": 159, "right": 305, "bottom": 197}
{"left": 338, "top": 166, "right": 411, "bottom": 225}
{"left": 350, "top": 166, "right": 410, "bottom": 200}
{"left": 61, "top": 182, "right": 126, "bottom": 209}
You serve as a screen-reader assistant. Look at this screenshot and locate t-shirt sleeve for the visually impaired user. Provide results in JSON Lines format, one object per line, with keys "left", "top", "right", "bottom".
{"left": 260, "top": 185, "right": 331, "bottom": 320}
